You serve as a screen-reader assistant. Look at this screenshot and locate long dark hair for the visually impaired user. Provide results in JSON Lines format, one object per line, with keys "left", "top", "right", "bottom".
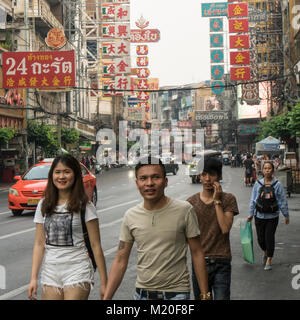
{"left": 41, "top": 154, "right": 89, "bottom": 216}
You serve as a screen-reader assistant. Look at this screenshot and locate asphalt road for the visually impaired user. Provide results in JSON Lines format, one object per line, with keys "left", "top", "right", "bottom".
{"left": 0, "top": 165, "right": 299, "bottom": 300}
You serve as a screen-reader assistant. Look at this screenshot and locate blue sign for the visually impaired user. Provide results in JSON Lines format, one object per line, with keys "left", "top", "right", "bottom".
{"left": 210, "top": 18, "right": 223, "bottom": 32}
{"left": 211, "top": 65, "right": 224, "bottom": 80}
{"left": 211, "top": 49, "right": 224, "bottom": 63}
{"left": 202, "top": 3, "right": 228, "bottom": 17}
{"left": 211, "top": 81, "right": 225, "bottom": 95}
{"left": 210, "top": 34, "right": 224, "bottom": 48}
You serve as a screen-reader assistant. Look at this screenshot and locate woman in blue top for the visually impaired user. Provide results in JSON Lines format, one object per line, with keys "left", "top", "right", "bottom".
{"left": 247, "top": 161, "right": 289, "bottom": 270}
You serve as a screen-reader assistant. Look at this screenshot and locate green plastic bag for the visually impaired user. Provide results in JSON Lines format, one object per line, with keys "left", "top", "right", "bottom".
{"left": 240, "top": 221, "right": 255, "bottom": 264}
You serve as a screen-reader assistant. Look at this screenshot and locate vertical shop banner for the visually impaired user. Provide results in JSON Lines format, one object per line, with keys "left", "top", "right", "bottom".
{"left": 211, "top": 49, "right": 224, "bottom": 64}
{"left": 228, "top": 3, "right": 248, "bottom": 18}
{"left": 137, "top": 68, "right": 150, "bottom": 78}
{"left": 228, "top": 18, "right": 249, "bottom": 33}
{"left": 115, "top": 76, "right": 130, "bottom": 91}
{"left": 211, "top": 81, "right": 225, "bottom": 95}
{"left": 115, "top": 57, "right": 131, "bottom": 74}
{"left": 137, "top": 91, "right": 150, "bottom": 101}
{"left": 102, "top": 24, "right": 116, "bottom": 38}
{"left": 137, "top": 79, "right": 149, "bottom": 90}
{"left": 103, "top": 61, "right": 116, "bottom": 77}
{"left": 136, "top": 56, "right": 149, "bottom": 67}
{"left": 230, "top": 51, "right": 250, "bottom": 65}
{"left": 210, "top": 18, "right": 224, "bottom": 32}
{"left": 115, "top": 5, "right": 130, "bottom": 21}
{"left": 115, "top": 40, "right": 130, "bottom": 55}
{"left": 3, "top": 51, "right": 76, "bottom": 88}
{"left": 102, "top": 3, "right": 118, "bottom": 19}
{"left": 136, "top": 45, "right": 149, "bottom": 55}
{"left": 211, "top": 65, "right": 224, "bottom": 80}
{"left": 210, "top": 34, "right": 224, "bottom": 48}
{"left": 102, "top": 42, "right": 116, "bottom": 57}
{"left": 115, "top": 23, "right": 131, "bottom": 39}
{"left": 230, "top": 66, "right": 251, "bottom": 81}
{"left": 229, "top": 34, "right": 249, "bottom": 49}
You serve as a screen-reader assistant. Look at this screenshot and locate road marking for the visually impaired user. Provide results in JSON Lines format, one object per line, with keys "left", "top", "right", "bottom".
{"left": 0, "top": 284, "right": 29, "bottom": 300}
{"left": 97, "top": 200, "right": 139, "bottom": 214}
{"left": 101, "top": 218, "right": 123, "bottom": 228}
{"left": 0, "top": 211, "right": 11, "bottom": 216}
{"left": 0, "top": 227, "right": 35, "bottom": 240}
{"left": 0, "top": 218, "right": 27, "bottom": 226}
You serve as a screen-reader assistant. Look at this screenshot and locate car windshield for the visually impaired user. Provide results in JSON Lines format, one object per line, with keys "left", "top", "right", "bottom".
{"left": 22, "top": 165, "right": 50, "bottom": 180}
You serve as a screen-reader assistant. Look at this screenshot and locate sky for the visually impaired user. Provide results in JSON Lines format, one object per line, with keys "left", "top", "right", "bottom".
{"left": 130, "top": 0, "right": 223, "bottom": 87}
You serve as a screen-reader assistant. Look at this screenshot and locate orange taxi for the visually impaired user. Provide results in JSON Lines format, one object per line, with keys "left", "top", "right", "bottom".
{"left": 8, "top": 158, "right": 97, "bottom": 216}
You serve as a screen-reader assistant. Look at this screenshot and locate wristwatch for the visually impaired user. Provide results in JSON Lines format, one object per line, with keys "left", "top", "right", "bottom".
{"left": 200, "top": 292, "right": 212, "bottom": 300}
{"left": 214, "top": 200, "right": 222, "bottom": 206}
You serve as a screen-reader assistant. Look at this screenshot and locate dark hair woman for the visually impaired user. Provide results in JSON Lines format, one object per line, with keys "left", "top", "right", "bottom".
{"left": 247, "top": 161, "right": 290, "bottom": 271}
{"left": 28, "top": 154, "right": 107, "bottom": 300}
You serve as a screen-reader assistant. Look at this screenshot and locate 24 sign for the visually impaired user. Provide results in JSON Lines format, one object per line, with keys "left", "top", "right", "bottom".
{"left": 3, "top": 51, "right": 76, "bottom": 88}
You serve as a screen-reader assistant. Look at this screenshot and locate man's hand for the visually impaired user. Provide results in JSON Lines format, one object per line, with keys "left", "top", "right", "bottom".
{"left": 213, "top": 182, "right": 222, "bottom": 201}
{"left": 247, "top": 216, "right": 253, "bottom": 222}
{"left": 285, "top": 217, "right": 290, "bottom": 225}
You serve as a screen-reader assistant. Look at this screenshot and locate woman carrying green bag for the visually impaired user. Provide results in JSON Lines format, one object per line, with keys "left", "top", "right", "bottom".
{"left": 247, "top": 161, "right": 289, "bottom": 271}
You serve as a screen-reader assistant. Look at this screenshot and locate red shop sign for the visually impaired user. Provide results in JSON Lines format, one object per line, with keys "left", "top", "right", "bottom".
{"left": 2, "top": 51, "right": 76, "bottom": 88}
{"left": 131, "top": 29, "right": 160, "bottom": 43}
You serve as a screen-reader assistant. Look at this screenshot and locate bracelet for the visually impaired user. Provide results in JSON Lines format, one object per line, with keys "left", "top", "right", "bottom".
{"left": 200, "top": 292, "right": 212, "bottom": 300}
{"left": 214, "top": 200, "right": 222, "bottom": 206}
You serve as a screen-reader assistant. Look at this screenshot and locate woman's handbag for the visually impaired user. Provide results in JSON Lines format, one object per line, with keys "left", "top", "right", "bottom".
{"left": 240, "top": 221, "right": 255, "bottom": 264}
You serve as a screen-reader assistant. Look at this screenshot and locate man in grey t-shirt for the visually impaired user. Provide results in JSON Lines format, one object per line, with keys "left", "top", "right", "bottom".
{"left": 103, "top": 156, "right": 210, "bottom": 300}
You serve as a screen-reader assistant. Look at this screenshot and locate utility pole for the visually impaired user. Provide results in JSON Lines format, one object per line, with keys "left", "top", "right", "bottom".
{"left": 24, "top": 0, "right": 29, "bottom": 170}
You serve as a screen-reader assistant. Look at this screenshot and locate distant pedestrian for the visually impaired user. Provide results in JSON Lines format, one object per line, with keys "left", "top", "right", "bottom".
{"left": 187, "top": 157, "right": 239, "bottom": 300}
{"left": 247, "top": 161, "right": 289, "bottom": 271}
{"left": 85, "top": 156, "right": 90, "bottom": 170}
{"left": 104, "top": 156, "right": 210, "bottom": 300}
{"left": 28, "top": 154, "right": 107, "bottom": 300}
{"left": 244, "top": 154, "right": 254, "bottom": 187}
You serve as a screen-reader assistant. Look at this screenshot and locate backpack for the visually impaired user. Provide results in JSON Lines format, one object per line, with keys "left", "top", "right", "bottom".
{"left": 255, "top": 180, "right": 279, "bottom": 214}
{"left": 80, "top": 206, "right": 97, "bottom": 270}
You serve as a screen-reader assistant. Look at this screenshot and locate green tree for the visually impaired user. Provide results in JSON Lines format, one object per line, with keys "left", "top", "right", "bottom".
{"left": 27, "top": 120, "right": 59, "bottom": 157}
{"left": 61, "top": 128, "right": 79, "bottom": 146}
{"left": 257, "top": 113, "right": 291, "bottom": 142}
{"left": 0, "top": 127, "right": 15, "bottom": 146}
{"left": 287, "top": 100, "right": 300, "bottom": 137}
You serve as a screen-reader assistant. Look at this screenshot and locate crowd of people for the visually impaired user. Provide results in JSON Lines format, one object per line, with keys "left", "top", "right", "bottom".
{"left": 27, "top": 153, "right": 290, "bottom": 301}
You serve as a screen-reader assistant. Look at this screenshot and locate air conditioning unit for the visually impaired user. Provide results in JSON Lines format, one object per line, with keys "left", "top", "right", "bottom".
{"left": 12, "top": 0, "right": 25, "bottom": 16}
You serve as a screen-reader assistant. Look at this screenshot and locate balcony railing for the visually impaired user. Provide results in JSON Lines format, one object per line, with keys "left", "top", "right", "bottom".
{"left": 28, "top": 0, "right": 63, "bottom": 29}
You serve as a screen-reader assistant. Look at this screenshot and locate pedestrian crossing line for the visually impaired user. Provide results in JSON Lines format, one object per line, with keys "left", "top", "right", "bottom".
{"left": 0, "top": 284, "right": 29, "bottom": 301}
{"left": 0, "top": 211, "right": 11, "bottom": 216}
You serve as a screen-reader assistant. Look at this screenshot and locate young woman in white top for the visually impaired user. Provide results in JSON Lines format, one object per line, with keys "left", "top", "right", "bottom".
{"left": 28, "top": 154, "right": 107, "bottom": 300}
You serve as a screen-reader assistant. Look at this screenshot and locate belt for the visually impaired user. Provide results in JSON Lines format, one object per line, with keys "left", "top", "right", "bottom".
{"left": 136, "top": 288, "right": 185, "bottom": 300}
{"left": 205, "top": 257, "right": 231, "bottom": 265}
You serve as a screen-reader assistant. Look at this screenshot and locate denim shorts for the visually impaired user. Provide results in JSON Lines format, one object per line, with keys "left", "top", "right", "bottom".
{"left": 40, "top": 258, "right": 94, "bottom": 292}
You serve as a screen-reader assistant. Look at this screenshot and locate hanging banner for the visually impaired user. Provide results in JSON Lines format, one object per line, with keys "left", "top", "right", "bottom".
{"left": 211, "top": 65, "right": 224, "bottom": 80}
{"left": 229, "top": 34, "right": 249, "bottom": 49}
{"left": 228, "top": 3, "right": 248, "bottom": 18}
{"left": 136, "top": 56, "right": 149, "bottom": 67}
{"left": 3, "top": 51, "right": 76, "bottom": 88}
{"left": 211, "top": 81, "right": 225, "bottom": 95}
{"left": 230, "top": 66, "right": 251, "bottom": 81}
{"left": 210, "top": 18, "right": 224, "bottom": 32}
{"left": 230, "top": 51, "right": 250, "bottom": 65}
{"left": 115, "top": 57, "right": 131, "bottom": 74}
{"left": 136, "top": 45, "right": 149, "bottom": 55}
{"left": 201, "top": 3, "right": 228, "bottom": 17}
{"left": 228, "top": 18, "right": 249, "bottom": 33}
{"left": 210, "top": 34, "right": 224, "bottom": 48}
{"left": 211, "top": 49, "right": 224, "bottom": 64}
{"left": 115, "top": 5, "right": 130, "bottom": 21}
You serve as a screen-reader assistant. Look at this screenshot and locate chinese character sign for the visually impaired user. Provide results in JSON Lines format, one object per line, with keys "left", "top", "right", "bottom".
{"left": 210, "top": 18, "right": 223, "bottom": 32}
{"left": 228, "top": 19, "right": 249, "bottom": 33}
{"left": 230, "top": 67, "right": 250, "bottom": 81}
{"left": 3, "top": 51, "right": 76, "bottom": 88}
{"left": 230, "top": 51, "right": 250, "bottom": 65}
{"left": 229, "top": 35, "right": 249, "bottom": 49}
{"left": 228, "top": 3, "right": 248, "bottom": 18}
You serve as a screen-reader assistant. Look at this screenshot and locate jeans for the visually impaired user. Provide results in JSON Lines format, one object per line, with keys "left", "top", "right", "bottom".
{"left": 192, "top": 259, "right": 231, "bottom": 300}
{"left": 134, "top": 289, "right": 190, "bottom": 300}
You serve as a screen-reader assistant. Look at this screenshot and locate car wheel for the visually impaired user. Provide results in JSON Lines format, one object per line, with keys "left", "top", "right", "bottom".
{"left": 12, "top": 209, "right": 23, "bottom": 216}
{"left": 92, "top": 188, "right": 97, "bottom": 206}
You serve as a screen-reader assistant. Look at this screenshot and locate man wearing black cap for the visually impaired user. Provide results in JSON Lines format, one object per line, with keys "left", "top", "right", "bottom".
{"left": 187, "top": 157, "right": 239, "bottom": 300}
